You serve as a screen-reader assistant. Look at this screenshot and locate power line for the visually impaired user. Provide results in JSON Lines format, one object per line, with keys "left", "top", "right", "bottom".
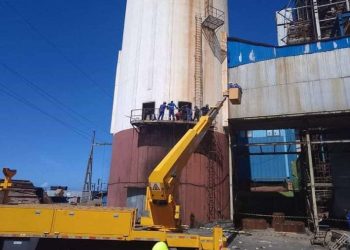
{"left": 0, "top": 81, "right": 91, "bottom": 140}
{"left": 1, "top": 63, "right": 111, "bottom": 137}
{"left": 2, "top": 64, "right": 94, "bottom": 125}
{"left": 2, "top": 0, "right": 113, "bottom": 99}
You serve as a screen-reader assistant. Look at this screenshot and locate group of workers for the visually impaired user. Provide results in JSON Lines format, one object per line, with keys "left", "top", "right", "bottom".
{"left": 158, "top": 101, "right": 210, "bottom": 121}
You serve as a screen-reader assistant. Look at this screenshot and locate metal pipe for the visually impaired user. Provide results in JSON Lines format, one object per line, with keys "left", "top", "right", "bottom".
{"left": 346, "top": 0, "right": 350, "bottom": 10}
{"left": 306, "top": 132, "right": 319, "bottom": 233}
{"left": 232, "top": 139, "right": 350, "bottom": 147}
{"left": 312, "top": 0, "right": 322, "bottom": 40}
{"left": 316, "top": 0, "right": 347, "bottom": 8}
{"left": 236, "top": 152, "right": 300, "bottom": 156}
{"left": 320, "top": 133, "right": 326, "bottom": 163}
{"left": 228, "top": 135, "right": 234, "bottom": 221}
{"left": 310, "top": 139, "right": 350, "bottom": 144}
{"left": 319, "top": 17, "right": 337, "bottom": 22}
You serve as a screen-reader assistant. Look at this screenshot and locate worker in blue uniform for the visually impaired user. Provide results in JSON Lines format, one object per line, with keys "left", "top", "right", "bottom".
{"left": 193, "top": 106, "right": 200, "bottom": 121}
{"left": 158, "top": 102, "right": 167, "bottom": 120}
{"left": 186, "top": 105, "right": 192, "bottom": 121}
{"left": 167, "top": 101, "right": 177, "bottom": 121}
{"left": 201, "top": 104, "right": 209, "bottom": 116}
{"left": 181, "top": 105, "right": 187, "bottom": 120}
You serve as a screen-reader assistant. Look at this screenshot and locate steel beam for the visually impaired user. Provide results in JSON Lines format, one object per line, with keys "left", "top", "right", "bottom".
{"left": 233, "top": 139, "right": 350, "bottom": 148}
{"left": 306, "top": 132, "right": 319, "bottom": 233}
{"left": 228, "top": 135, "right": 234, "bottom": 221}
{"left": 312, "top": 0, "right": 322, "bottom": 39}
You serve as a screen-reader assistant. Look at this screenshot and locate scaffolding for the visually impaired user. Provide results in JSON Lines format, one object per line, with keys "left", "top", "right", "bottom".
{"left": 300, "top": 130, "right": 333, "bottom": 233}
{"left": 277, "top": 0, "right": 350, "bottom": 45}
{"left": 232, "top": 129, "right": 350, "bottom": 233}
{"left": 310, "top": 132, "right": 333, "bottom": 218}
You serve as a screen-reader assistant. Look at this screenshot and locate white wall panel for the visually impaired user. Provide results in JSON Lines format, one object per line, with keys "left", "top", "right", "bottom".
{"left": 112, "top": 0, "right": 228, "bottom": 133}
{"left": 229, "top": 48, "right": 350, "bottom": 119}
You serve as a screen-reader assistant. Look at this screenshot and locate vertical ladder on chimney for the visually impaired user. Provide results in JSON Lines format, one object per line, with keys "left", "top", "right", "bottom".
{"left": 194, "top": 14, "right": 203, "bottom": 108}
{"left": 207, "top": 132, "right": 224, "bottom": 222}
{"left": 207, "top": 132, "right": 217, "bottom": 222}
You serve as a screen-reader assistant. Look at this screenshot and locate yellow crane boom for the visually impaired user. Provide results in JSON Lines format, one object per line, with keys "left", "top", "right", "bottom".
{"left": 0, "top": 92, "right": 235, "bottom": 250}
{"left": 142, "top": 97, "right": 228, "bottom": 229}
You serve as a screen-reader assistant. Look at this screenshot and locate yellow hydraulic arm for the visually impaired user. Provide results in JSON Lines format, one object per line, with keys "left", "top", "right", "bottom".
{"left": 142, "top": 96, "right": 228, "bottom": 229}
{"left": 0, "top": 96, "right": 236, "bottom": 250}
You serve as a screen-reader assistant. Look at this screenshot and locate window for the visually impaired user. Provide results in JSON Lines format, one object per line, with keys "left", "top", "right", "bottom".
{"left": 273, "top": 130, "right": 280, "bottom": 136}
{"left": 142, "top": 102, "right": 155, "bottom": 120}
{"left": 178, "top": 101, "right": 192, "bottom": 110}
{"left": 247, "top": 130, "right": 253, "bottom": 138}
{"left": 267, "top": 130, "right": 280, "bottom": 137}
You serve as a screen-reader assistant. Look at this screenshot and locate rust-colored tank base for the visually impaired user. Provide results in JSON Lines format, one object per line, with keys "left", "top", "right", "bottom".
{"left": 107, "top": 125, "right": 230, "bottom": 225}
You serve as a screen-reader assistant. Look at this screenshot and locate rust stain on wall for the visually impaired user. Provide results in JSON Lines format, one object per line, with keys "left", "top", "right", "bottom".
{"left": 107, "top": 126, "right": 230, "bottom": 225}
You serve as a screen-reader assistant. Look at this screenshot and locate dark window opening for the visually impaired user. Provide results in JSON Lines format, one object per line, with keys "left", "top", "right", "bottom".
{"left": 142, "top": 102, "right": 155, "bottom": 120}
{"left": 178, "top": 101, "right": 193, "bottom": 121}
{"left": 178, "top": 101, "right": 192, "bottom": 110}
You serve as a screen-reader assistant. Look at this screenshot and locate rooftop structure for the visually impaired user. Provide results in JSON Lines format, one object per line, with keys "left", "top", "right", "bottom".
{"left": 276, "top": 0, "right": 350, "bottom": 45}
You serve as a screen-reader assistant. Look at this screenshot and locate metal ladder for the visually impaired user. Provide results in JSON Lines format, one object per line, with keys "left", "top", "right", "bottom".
{"left": 207, "top": 132, "right": 223, "bottom": 222}
{"left": 207, "top": 132, "right": 217, "bottom": 222}
{"left": 194, "top": 15, "right": 203, "bottom": 108}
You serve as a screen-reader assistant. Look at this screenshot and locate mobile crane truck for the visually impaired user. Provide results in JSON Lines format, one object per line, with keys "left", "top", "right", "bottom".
{"left": 0, "top": 88, "right": 240, "bottom": 250}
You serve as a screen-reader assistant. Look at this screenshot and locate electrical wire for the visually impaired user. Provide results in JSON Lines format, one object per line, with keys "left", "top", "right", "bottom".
{"left": 0, "top": 81, "right": 91, "bottom": 140}
{"left": 2, "top": 0, "right": 113, "bottom": 99}
{"left": 1, "top": 63, "right": 111, "bottom": 137}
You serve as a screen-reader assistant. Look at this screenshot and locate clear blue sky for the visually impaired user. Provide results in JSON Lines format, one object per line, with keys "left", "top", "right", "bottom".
{"left": 0, "top": 0, "right": 289, "bottom": 190}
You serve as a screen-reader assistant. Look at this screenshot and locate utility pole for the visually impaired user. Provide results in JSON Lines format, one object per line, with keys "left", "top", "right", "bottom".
{"left": 81, "top": 131, "right": 96, "bottom": 204}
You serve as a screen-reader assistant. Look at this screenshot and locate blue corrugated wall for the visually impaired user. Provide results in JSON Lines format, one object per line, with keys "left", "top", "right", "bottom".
{"left": 227, "top": 36, "right": 350, "bottom": 68}
{"left": 235, "top": 130, "right": 297, "bottom": 183}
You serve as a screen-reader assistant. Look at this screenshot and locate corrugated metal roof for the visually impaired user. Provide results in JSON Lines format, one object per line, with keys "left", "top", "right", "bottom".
{"left": 228, "top": 36, "right": 350, "bottom": 68}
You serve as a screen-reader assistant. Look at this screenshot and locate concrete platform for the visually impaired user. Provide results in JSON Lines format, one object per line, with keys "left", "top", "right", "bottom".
{"left": 228, "top": 229, "right": 325, "bottom": 250}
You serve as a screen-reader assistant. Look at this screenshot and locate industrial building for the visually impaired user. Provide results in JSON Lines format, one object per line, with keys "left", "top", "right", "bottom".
{"left": 108, "top": 0, "right": 350, "bottom": 236}
{"left": 229, "top": 31, "right": 350, "bottom": 236}
{"left": 0, "top": 0, "right": 350, "bottom": 249}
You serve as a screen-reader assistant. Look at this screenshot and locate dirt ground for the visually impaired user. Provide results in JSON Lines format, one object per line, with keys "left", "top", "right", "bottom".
{"left": 227, "top": 229, "right": 325, "bottom": 250}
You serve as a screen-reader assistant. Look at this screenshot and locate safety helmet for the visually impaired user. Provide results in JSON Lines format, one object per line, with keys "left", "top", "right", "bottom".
{"left": 152, "top": 241, "right": 168, "bottom": 250}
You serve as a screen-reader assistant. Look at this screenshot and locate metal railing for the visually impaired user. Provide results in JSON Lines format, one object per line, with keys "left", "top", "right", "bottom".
{"left": 202, "top": 5, "right": 225, "bottom": 31}
{"left": 205, "top": 5, "right": 225, "bottom": 22}
{"left": 130, "top": 108, "right": 204, "bottom": 124}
